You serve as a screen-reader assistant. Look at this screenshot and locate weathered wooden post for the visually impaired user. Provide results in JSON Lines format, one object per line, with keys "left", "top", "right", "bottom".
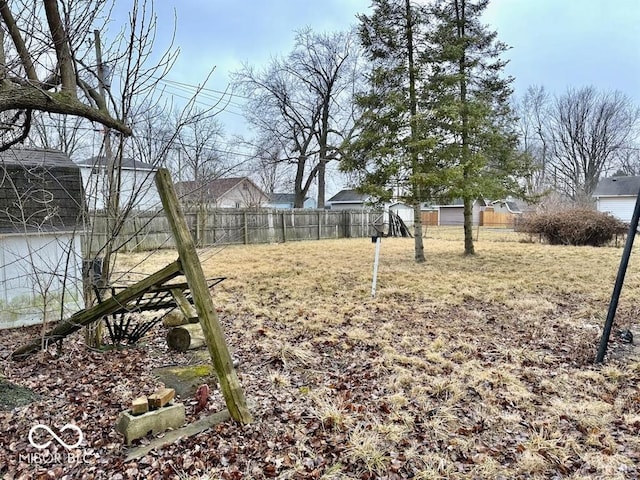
{"left": 243, "top": 210, "right": 249, "bottom": 245}
{"left": 155, "top": 169, "right": 252, "bottom": 424}
{"left": 281, "top": 211, "right": 286, "bottom": 242}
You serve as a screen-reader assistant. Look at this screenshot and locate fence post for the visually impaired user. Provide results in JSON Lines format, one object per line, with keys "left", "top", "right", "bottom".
{"left": 317, "top": 211, "right": 322, "bottom": 240}
{"left": 243, "top": 210, "right": 248, "bottom": 245}
{"left": 281, "top": 211, "right": 286, "bottom": 242}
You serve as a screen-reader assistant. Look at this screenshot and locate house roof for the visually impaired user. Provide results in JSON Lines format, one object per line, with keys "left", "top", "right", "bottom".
{"left": 593, "top": 176, "right": 640, "bottom": 197}
{"left": 491, "top": 199, "right": 522, "bottom": 213}
{"left": 76, "top": 156, "right": 156, "bottom": 171}
{"left": 437, "top": 198, "right": 488, "bottom": 207}
{"left": 327, "top": 189, "right": 368, "bottom": 203}
{"left": 268, "top": 193, "right": 311, "bottom": 204}
{"left": 0, "top": 148, "right": 75, "bottom": 168}
{"left": 0, "top": 149, "right": 83, "bottom": 233}
{"left": 175, "top": 177, "right": 265, "bottom": 201}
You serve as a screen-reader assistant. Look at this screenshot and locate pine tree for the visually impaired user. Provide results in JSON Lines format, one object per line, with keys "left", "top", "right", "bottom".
{"left": 426, "top": 0, "right": 531, "bottom": 255}
{"left": 342, "top": 0, "right": 445, "bottom": 263}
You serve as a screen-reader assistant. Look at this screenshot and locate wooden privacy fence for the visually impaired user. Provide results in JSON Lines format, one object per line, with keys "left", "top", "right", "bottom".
{"left": 480, "top": 210, "right": 516, "bottom": 228}
{"left": 84, "top": 208, "right": 382, "bottom": 253}
{"left": 421, "top": 210, "right": 439, "bottom": 226}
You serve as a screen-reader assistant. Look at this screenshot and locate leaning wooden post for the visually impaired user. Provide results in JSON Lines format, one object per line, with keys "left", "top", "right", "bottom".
{"left": 155, "top": 169, "right": 252, "bottom": 424}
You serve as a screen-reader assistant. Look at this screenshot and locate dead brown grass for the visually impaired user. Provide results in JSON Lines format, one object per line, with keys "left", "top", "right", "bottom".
{"left": 112, "top": 227, "right": 640, "bottom": 478}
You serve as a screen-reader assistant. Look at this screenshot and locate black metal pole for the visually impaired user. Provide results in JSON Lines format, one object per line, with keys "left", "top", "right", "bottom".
{"left": 595, "top": 187, "right": 640, "bottom": 363}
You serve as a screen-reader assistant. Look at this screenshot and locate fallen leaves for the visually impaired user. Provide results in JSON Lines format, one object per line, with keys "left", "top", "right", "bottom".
{"left": 1, "top": 236, "right": 639, "bottom": 478}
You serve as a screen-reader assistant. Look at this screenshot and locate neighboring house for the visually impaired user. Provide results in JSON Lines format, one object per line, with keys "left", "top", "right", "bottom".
{"left": 593, "top": 176, "right": 640, "bottom": 223}
{"left": 176, "top": 177, "right": 269, "bottom": 208}
{"left": 436, "top": 198, "right": 489, "bottom": 226}
{"left": 266, "top": 193, "right": 316, "bottom": 209}
{"left": 0, "top": 148, "right": 85, "bottom": 328}
{"left": 76, "top": 156, "right": 159, "bottom": 211}
{"left": 326, "top": 189, "right": 370, "bottom": 210}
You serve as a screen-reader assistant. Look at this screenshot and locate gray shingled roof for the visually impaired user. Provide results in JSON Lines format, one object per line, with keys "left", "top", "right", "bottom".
{"left": 269, "top": 193, "right": 296, "bottom": 204}
{"left": 77, "top": 156, "right": 156, "bottom": 170}
{"left": 269, "top": 193, "right": 311, "bottom": 204}
{"left": 593, "top": 176, "right": 640, "bottom": 197}
{"left": 327, "top": 189, "right": 368, "bottom": 203}
{"left": 0, "top": 148, "right": 75, "bottom": 168}
{"left": 0, "top": 149, "right": 83, "bottom": 232}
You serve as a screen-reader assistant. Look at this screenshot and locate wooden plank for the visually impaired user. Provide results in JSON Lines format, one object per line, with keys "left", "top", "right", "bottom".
{"left": 11, "top": 260, "right": 183, "bottom": 359}
{"left": 131, "top": 396, "right": 149, "bottom": 415}
{"left": 155, "top": 169, "right": 252, "bottom": 425}
{"left": 148, "top": 388, "right": 175, "bottom": 410}
{"left": 170, "top": 288, "right": 197, "bottom": 319}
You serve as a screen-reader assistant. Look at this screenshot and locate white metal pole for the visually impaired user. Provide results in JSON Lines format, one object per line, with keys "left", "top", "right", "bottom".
{"left": 371, "top": 236, "right": 382, "bottom": 297}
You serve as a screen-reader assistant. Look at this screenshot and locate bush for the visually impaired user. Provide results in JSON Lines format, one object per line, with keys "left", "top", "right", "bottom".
{"left": 518, "top": 209, "right": 628, "bottom": 246}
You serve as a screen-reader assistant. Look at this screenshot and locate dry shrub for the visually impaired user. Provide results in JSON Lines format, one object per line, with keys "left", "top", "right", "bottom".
{"left": 518, "top": 209, "right": 627, "bottom": 246}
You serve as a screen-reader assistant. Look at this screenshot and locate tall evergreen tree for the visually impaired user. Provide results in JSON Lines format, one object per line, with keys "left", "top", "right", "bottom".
{"left": 343, "top": 0, "right": 446, "bottom": 263}
{"left": 427, "top": 0, "right": 530, "bottom": 255}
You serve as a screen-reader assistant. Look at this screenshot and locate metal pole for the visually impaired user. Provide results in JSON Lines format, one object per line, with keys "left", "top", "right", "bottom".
{"left": 595, "top": 187, "right": 640, "bottom": 363}
{"left": 371, "top": 236, "right": 382, "bottom": 298}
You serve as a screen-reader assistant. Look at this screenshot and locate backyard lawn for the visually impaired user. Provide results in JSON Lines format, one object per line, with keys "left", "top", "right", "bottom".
{"left": 1, "top": 228, "right": 639, "bottom": 479}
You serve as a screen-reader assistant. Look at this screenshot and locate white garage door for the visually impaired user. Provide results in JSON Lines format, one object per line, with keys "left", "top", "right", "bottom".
{"left": 597, "top": 197, "right": 636, "bottom": 223}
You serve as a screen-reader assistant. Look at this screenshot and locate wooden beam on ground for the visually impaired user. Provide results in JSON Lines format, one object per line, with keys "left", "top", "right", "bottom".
{"left": 12, "top": 261, "right": 183, "bottom": 359}
{"left": 124, "top": 409, "right": 231, "bottom": 461}
{"left": 155, "top": 168, "right": 252, "bottom": 425}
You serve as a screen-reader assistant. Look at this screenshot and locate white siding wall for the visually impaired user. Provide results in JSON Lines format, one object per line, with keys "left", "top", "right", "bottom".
{"left": 0, "top": 232, "right": 85, "bottom": 328}
{"left": 389, "top": 204, "right": 414, "bottom": 227}
{"left": 597, "top": 197, "right": 636, "bottom": 223}
{"left": 81, "top": 168, "right": 160, "bottom": 211}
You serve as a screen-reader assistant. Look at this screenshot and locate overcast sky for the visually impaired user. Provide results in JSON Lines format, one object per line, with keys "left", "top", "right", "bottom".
{"left": 119, "top": 0, "right": 640, "bottom": 193}
{"left": 149, "top": 0, "right": 639, "bottom": 106}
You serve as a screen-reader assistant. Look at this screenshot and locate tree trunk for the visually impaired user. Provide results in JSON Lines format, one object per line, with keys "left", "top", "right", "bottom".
{"left": 167, "top": 323, "right": 206, "bottom": 352}
{"left": 463, "top": 195, "right": 475, "bottom": 255}
{"left": 413, "top": 203, "right": 425, "bottom": 263}
{"left": 404, "top": 0, "right": 425, "bottom": 263}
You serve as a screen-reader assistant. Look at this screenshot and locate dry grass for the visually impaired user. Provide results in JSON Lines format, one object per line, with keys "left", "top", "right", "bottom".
{"left": 114, "top": 227, "right": 640, "bottom": 478}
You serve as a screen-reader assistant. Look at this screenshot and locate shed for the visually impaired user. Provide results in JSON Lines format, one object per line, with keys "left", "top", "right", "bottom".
{"left": 593, "top": 176, "right": 640, "bottom": 223}
{"left": 0, "top": 149, "right": 85, "bottom": 328}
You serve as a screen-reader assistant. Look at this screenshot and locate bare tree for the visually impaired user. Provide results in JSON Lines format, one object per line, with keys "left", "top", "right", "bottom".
{"left": 233, "top": 28, "right": 359, "bottom": 208}
{"left": 0, "top": 0, "right": 131, "bottom": 151}
{"left": 290, "top": 29, "right": 359, "bottom": 208}
{"left": 26, "top": 112, "right": 94, "bottom": 159}
{"left": 548, "top": 86, "right": 640, "bottom": 202}
{"left": 515, "top": 85, "right": 552, "bottom": 195}
{"left": 177, "top": 111, "right": 227, "bottom": 188}
{"left": 249, "top": 137, "right": 289, "bottom": 195}
{"left": 615, "top": 148, "right": 640, "bottom": 176}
